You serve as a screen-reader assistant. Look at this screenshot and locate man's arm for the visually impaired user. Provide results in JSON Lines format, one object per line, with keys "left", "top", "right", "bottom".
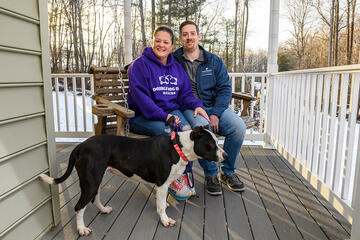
{"left": 208, "top": 56, "right": 232, "bottom": 118}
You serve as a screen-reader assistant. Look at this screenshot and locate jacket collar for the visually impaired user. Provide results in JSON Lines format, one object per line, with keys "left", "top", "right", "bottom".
{"left": 174, "top": 45, "right": 209, "bottom": 64}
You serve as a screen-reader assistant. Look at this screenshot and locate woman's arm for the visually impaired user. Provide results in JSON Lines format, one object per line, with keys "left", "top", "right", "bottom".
{"left": 128, "top": 60, "right": 168, "bottom": 121}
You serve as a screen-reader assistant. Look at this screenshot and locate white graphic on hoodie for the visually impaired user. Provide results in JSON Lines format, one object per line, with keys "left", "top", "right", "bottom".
{"left": 153, "top": 74, "right": 179, "bottom": 95}
{"left": 159, "top": 74, "right": 177, "bottom": 85}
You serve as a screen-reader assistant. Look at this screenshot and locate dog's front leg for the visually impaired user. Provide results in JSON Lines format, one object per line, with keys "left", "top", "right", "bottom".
{"left": 156, "top": 186, "right": 176, "bottom": 227}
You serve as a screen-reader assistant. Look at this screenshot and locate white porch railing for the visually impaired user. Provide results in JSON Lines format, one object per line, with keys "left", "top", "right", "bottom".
{"left": 51, "top": 74, "right": 94, "bottom": 139}
{"left": 229, "top": 72, "right": 267, "bottom": 142}
{"left": 50, "top": 72, "right": 267, "bottom": 141}
{"left": 265, "top": 65, "right": 360, "bottom": 223}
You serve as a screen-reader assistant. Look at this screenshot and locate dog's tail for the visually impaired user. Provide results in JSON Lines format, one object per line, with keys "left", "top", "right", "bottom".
{"left": 39, "top": 149, "right": 78, "bottom": 185}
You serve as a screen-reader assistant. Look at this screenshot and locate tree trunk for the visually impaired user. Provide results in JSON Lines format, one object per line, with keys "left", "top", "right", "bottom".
{"left": 139, "top": 0, "right": 146, "bottom": 48}
{"left": 333, "top": 0, "right": 339, "bottom": 66}
{"left": 159, "top": 0, "right": 164, "bottom": 25}
{"left": 239, "top": 0, "right": 249, "bottom": 72}
{"left": 346, "top": 0, "right": 356, "bottom": 64}
{"left": 77, "top": 0, "right": 86, "bottom": 72}
{"left": 329, "top": 0, "right": 335, "bottom": 66}
{"left": 167, "top": 0, "right": 172, "bottom": 27}
{"left": 233, "top": 0, "right": 239, "bottom": 72}
{"left": 151, "top": 0, "right": 155, "bottom": 34}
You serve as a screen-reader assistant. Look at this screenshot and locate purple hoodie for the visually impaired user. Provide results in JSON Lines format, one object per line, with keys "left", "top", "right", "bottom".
{"left": 127, "top": 47, "right": 203, "bottom": 122}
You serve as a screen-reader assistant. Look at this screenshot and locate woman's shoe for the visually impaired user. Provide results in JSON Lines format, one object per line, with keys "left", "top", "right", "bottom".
{"left": 168, "top": 174, "right": 196, "bottom": 200}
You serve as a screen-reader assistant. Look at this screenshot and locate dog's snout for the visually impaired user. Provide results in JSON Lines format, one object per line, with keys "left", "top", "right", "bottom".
{"left": 222, "top": 152, "right": 228, "bottom": 160}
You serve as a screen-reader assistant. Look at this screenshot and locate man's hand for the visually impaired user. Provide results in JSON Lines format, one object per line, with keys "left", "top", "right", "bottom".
{"left": 209, "top": 115, "right": 219, "bottom": 133}
{"left": 194, "top": 107, "right": 210, "bottom": 122}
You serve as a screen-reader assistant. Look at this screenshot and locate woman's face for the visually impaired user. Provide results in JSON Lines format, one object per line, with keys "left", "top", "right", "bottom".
{"left": 152, "top": 31, "right": 173, "bottom": 63}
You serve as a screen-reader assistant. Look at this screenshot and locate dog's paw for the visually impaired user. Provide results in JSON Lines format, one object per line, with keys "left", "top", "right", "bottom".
{"left": 101, "top": 206, "right": 113, "bottom": 214}
{"left": 161, "top": 217, "right": 176, "bottom": 227}
{"left": 77, "top": 226, "right": 92, "bottom": 236}
{"left": 166, "top": 202, "right": 170, "bottom": 208}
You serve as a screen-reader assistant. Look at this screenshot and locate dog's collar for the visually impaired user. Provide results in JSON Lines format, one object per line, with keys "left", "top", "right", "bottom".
{"left": 171, "top": 131, "right": 189, "bottom": 162}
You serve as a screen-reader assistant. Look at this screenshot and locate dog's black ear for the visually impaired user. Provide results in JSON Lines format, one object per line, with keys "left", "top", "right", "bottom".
{"left": 165, "top": 116, "right": 176, "bottom": 129}
{"left": 190, "top": 126, "right": 205, "bottom": 140}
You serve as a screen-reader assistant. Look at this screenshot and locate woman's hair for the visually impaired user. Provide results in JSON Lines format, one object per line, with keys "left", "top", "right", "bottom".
{"left": 153, "top": 26, "right": 174, "bottom": 44}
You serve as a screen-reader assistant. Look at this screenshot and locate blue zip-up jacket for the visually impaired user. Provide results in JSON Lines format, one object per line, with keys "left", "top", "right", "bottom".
{"left": 174, "top": 46, "right": 232, "bottom": 117}
{"left": 127, "top": 47, "right": 203, "bottom": 122}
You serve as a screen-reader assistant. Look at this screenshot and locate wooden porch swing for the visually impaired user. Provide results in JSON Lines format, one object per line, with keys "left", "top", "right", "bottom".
{"left": 89, "top": 66, "right": 257, "bottom": 137}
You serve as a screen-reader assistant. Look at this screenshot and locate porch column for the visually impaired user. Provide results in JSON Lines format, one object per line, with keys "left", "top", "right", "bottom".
{"left": 264, "top": 0, "right": 280, "bottom": 148}
{"left": 124, "top": 0, "right": 132, "bottom": 65}
{"left": 267, "top": 0, "right": 279, "bottom": 73}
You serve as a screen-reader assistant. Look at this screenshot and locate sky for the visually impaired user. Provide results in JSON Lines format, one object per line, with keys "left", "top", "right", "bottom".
{"left": 223, "top": 0, "right": 292, "bottom": 51}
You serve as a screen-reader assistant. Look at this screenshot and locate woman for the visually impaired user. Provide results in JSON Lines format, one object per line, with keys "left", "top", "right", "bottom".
{"left": 127, "top": 26, "right": 209, "bottom": 200}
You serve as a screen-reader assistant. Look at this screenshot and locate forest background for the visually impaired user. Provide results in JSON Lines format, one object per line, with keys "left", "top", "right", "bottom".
{"left": 48, "top": 0, "right": 360, "bottom": 74}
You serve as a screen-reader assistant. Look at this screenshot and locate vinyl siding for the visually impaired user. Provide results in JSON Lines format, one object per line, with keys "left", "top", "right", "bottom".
{"left": 0, "top": 0, "right": 58, "bottom": 239}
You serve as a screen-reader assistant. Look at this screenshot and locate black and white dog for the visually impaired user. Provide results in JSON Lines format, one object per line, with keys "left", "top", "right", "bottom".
{"left": 39, "top": 120, "right": 226, "bottom": 236}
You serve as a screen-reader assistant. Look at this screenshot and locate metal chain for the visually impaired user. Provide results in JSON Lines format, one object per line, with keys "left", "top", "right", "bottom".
{"left": 113, "top": 0, "right": 130, "bottom": 136}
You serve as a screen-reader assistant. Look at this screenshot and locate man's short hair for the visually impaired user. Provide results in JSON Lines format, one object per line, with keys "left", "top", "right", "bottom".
{"left": 179, "top": 20, "right": 199, "bottom": 35}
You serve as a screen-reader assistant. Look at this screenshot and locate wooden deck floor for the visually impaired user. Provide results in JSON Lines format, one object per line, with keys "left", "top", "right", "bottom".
{"left": 41, "top": 143, "right": 351, "bottom": 240}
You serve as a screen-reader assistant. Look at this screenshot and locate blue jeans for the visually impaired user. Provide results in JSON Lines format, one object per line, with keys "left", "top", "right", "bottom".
{"left": 183, "top": 107, "right": 246, "bottom": 176}
{"left": 130, "top": 109, "right": 208, "bottom": 173}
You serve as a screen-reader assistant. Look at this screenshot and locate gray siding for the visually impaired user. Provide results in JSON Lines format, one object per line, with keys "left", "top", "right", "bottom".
{"left": 0, "top": 0, "right": 58, "bottom": 239}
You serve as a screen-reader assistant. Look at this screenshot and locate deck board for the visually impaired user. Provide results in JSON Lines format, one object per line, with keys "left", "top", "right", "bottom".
{"left": 251, "top": 147, "right": 328, "bottom": 240}
{"left": 268, "top": 148, "right": 350, "bottom": 240}
{"left": 40, "top": 143, "right": 352, "bottom": 240}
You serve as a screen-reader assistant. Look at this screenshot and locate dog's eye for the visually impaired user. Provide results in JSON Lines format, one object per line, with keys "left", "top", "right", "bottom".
{"left": 209, "top": 143, "right": 216, "bottom": 149}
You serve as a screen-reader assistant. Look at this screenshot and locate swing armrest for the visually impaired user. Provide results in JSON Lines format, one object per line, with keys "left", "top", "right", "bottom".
{"left": 94, "top": 96, "right": 134, "bottom": 119}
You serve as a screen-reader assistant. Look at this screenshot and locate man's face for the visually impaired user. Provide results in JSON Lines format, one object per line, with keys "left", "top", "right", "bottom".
{"left": 179, "top": 24, "right": 200, "bottom": 51}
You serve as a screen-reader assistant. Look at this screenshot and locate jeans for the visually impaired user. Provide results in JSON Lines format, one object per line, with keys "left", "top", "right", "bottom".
{"left": 183, "top": 107, "right": 246, "bottom": 176}
{"left": 130, "top": 109, "right": 208, "bottom": 173}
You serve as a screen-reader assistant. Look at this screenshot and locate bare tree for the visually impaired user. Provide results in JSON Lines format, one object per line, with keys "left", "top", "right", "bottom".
{"left": 233, "top": 0, "right": 240, "bottom": 71}
{"left": 346, "top": 0, "right": 356, "bottom": 64}
{"left": 139, "top": 0, "right": 147, "bottom": 48}
{"left": 151, "top": 0, "right": 155, "bottom": 33}
{"left": 311, "top": 0, "right": 345, "bottom": 66}
{"left": 287, "top": 0, "right": 312, "bottom": 68}
{"left": 239, "top": 0, "right": 249, "bottom": 72}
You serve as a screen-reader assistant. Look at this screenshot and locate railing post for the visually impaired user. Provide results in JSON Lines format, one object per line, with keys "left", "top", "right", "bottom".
{"left": 263, "top": 74, "right": 274, "bottom": 149}
{"left": 350, "top": 131, "right": 360, "bottom": 239}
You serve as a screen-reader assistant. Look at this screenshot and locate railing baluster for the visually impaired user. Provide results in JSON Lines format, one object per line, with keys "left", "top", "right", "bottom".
{"left": 64, "top": 77, "right": 69, "bottom": 132}
{"left": 332, "top": 73, "right": 349, "bottom": 195}
{"left": 288, "top": 75, "right": 296, "bottom": 155}
{"left": 311, "top": 74, "right": 324, "bottom": 175}
{"left": 259, "top": 76, "right": 265, "bottom": 133}
{"left": 55, "top": 77, "right": 60, "bottom": 132}
{"left": 326, "top": 74, "right": 340, "bottom": 187}
{"left": 318, "top": 74, "right": 331, "bottom": 182}
{"left": 306, "top": 74, "right": 317, "bottom": 170}
{"left": 90, "top": 75, "right": 95, "bottom": 130}
{"left": 273, "top": 76, "right": 280, "bottom": 145}
{"left": 283, "top": 75, "right": 291, "bottom": 152}
{"left": 81, "top": 77, "right": 86, "bottom": 132}
{"left": 231, "top": 75, "right": 235, "bottom": 109}
{"left": 345, "top": 73, "right": 360, "bottom": 202}
{"left": 72, "top": 77, "right": 78, "bottom": 132}
{"left": 301, "top": 74, "right": 311, "bottom": 166}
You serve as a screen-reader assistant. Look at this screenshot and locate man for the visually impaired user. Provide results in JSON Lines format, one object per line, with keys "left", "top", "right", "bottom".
{"left": 174, "top": 20, "right": 246, "bottom": 195}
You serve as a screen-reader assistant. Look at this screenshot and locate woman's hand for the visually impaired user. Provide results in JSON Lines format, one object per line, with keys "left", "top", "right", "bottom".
{"left": 193, "top": 107, "right": 210, "bottom": 122}
{"left": 166, "top": 114, "right": 181, "bottom": 125}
